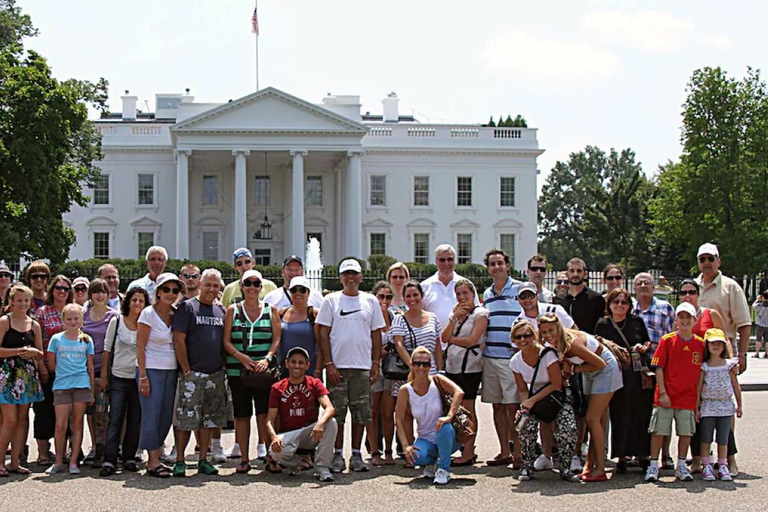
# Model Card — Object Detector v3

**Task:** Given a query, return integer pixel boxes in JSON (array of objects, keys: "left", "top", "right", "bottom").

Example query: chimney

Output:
[
  {"left": 382, "top": 92, "right": 399, "bottom": 123},
  {"left": 181, "top": 87, "right": 194, "bottom": 103},
  {"left": 121, "top": 90, "right": 138, "bottom": 121}
]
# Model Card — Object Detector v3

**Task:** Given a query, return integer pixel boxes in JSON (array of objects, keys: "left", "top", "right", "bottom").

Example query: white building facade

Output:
[{"left": 65, "top": 88, "right": 542, "bottom": 269}]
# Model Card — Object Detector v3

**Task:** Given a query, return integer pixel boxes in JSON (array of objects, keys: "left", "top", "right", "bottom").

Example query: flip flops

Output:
[{"left": 236, "top": 462, "right": 252, "bottom": 474}]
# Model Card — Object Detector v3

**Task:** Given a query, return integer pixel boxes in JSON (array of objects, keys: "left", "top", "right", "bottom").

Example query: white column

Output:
[
  {"left": 347, "top": 151, "right": 363, "bottom": 258},
  {"left": 290, "top": 150, "right": 307, "bottom": 257},
  {"left": 335, "top": 167, "right": 343, "bottom": 260},
  {"left": 175, "top": 149, "right": 191, "bottom": 259},
  {"left": 232, "top": 150, "right": 250, "bottom": 250}
]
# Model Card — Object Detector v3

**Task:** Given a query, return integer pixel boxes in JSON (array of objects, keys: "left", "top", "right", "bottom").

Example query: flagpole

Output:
[{"left": 253, "top": 0, "right": 260, "bottom": 90}]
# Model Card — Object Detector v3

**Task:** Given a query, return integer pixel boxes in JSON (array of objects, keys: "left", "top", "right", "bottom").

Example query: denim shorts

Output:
[{"left": 582, "top": 348, "right": 623, "bottom": 395}]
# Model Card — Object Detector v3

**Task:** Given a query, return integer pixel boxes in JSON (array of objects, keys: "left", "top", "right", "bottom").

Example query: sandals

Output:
[
  {"left": 298, "top": 459, "right": 314, "bottom": 471},
  {"left": 146, "top": 464, "right": 171, "bottom": 478},
  {"left": 371, "top": 455, "right": 385, "bottom": 467},
  {"left": 36, "top": 457, "right": 52, "bottom": 467},
  {"left": 236, "top": 462, "right": 252, "bottom": 474},
  {"left": 265, "top": 458, "right": 283, "bottom": 474},
  {"left": 486, "top": 455, "right": 514, "bottom": 467},
  {"left": 384, "top": 451, "right": 396, "bottom": 466},
  {"left": 0, "top": 468, "right": 8, "bottom": 477},
  {"left": 451, "top": 455, "right": 478, "bottom": 467}
]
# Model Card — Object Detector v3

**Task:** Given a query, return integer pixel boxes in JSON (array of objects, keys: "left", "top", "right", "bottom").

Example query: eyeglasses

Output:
[
  {"left": 512, "top": 333, "right": 534, "bottom": 341},
  {"left": 518, "top": 293, "right": 536, "bottom": 300},
  {"left": 290, "top": 286, "right": 309, "bottom": 294},
  {"left": 605, "top": 276, "right": 622, "bottom": 281},
  {"left": 556, "top": 279, "right": 569, "bottom": 285},
  {"left": 611, "top": 300, "right": 630, "bottom": 305},
  {"left": 528, "top": 266, "right": 546, "bottom": 272},
  {"left": 29, "top": 274, "right": 48, "bottom": 281},
  {"left": 437, "top": 257, "right": 454, "bottom": 263},
  {"left": 74, "top": 286, "right": 87, "bottom": 292},
  {"left": 242, "top": 279, "right": 262, "bottom": 288},
  {"left": 679, "top": 290, "right": 699, "bottom": 296},
  {"left": 235, "top": 259, "right": 252, "bottom": 267},
  {"left": 160, "top": 286, "right": 180, "bottom": 294},
  {"left": 54, "top": 285, "right": 71, "bottom": 293},
  {"left": 699, "top": 256, "right": 716, "bottom": 263},
  {"left": 181, "top": 273, "right": 200, "bottom": 279},
  {"left": 412, "top": 360, "right": 431, "bottom": 368},
  {"left": 377, "top": 293, "right": 394, "bottom": 300}
]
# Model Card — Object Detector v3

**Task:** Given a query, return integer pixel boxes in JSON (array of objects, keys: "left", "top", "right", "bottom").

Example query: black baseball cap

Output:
[{"left": 283, "top": 255, "right": 304, "bottom": 267}]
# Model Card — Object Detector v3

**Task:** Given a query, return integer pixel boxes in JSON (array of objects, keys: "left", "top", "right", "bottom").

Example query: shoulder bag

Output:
[
  {"left": 433, "top": 375, "right": 477, "bottom": 444},
  {"left": 528, "top": 347, "right": 566, "bottom": 423},
  {"left": 239, "top": 303, "right": 281, "bottom": 390},
  {"left": 596, "top": 329, "right": 631, "bottom": 371},
  {"left": 444, "top": 307, "right": 482, "bottom": 374},
  {"left": 382, "top": 315, "right": 416, "bottom": 380}
]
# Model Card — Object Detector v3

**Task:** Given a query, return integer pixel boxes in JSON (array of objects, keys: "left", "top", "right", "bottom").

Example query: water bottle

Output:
[
  {"left": 96, "top": 389, "right": 107, "bottom": 415},
  {"left": 632, "top": 351, "right": 642, "bottom": 372}
]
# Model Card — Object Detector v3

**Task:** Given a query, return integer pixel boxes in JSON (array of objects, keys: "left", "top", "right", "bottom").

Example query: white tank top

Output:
[
  {"left": 406, "top": 380, "right": 443, "bottom": 444},
  {"left": 566, "top": 334, "right": 600, "bottom": 364}
]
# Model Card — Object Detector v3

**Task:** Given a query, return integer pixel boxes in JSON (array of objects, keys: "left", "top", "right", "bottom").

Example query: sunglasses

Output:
[
  {"left": 699, "top": 256, "right": 716, "bottom": 263},
  {"left": 181, "top": 273, "right": 200, "bottom": 279},
  {"left": 556, "top": 279, "right": 569, "bottom": 285},
  {"left": 30, "top": 273, "right": 48, "bottom": 281},
  {"left": 242, "top": 279, "right": 262, "bottom": 288},
  {"left": 518, "top": 293, "right": 536, "bottom": 300},
  {"left": 74, "top": 286, "right": 87, "bottom": 292},
  {"left": 679, "top": 290, "right": 699, "bottom": 296},
  {"left": 390, "top": 275, "right": 406, "bottom": 280},
  {"left": 160, "top": 286, "right": 180, "bottom": 294},
  {"left": 512, "top": 333, "right": 534, "bottom": 341},
  {"left": 0, "top": 273, "right": 11, "bottom": 278},
  {"left": 437, "top": 257, "right": 454, "bottom": 263},
  {"left": 412, "top": 360, "right": 431, "bottom": 368},
  {"left": 377, "top": 293, "right": 394, "bottom": 300},
  {"left": 54, "top": 285, "right": 71, "bottom": 293},
  {"left": 235, "top": 259, "right": 252, "bottom": 267},
  {"left": 528, "top": 266, "right": 546, "bottom": 272},
  {"left": 605, "top": 276, "right": 623, "bottom": 281},
  {"left": 611, "top": 299, "right": 630, "bottom": 305},
  {"left": 290, "top": 286, "right": 309, "bottom": 294}
]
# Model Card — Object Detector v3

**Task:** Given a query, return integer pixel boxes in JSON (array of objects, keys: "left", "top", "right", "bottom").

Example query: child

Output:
[
  {"left": 644, "top": 302, "right": 704, "bottom": 483},
  {"left": 45, "top": 303, "right": 95, "bottom": 475},
  {"left": 697, "top": 328, "right": 742, "bottom": 481}
]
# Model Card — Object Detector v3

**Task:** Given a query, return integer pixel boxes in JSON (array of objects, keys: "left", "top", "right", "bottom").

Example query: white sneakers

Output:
[
  {"left": 211, "top": 443, "right": 227, "bottom": 463},
  {"left": 534, "top": 454, "right": 554, "bottom": 471},
  {"left": 570, "top": 456, "right": 583, "bottom": 473},
  {"left": 644, "top": 465, "right": 659, "bottom": 482},
  {"left": 223, "top": 443, "right": 242, "bottom": 459},
  {"left": 675, "top": 466, "right": 693, "bottom": 482},
  {"left": 422, "top": 463, "right": 436, "bottom": 479},
  {"left": 257, "top": 443, "right": 267, "bottom": 460},
  {"left": 433, "top": 468, "right": 450, "bottom": 485},
  {"left": 163, "top": 446, "right": 178, "bottom": 464}
]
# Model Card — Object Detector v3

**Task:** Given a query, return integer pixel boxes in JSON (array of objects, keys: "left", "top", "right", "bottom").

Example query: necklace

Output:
[{"left": 614, "top": 317, "right": 628, "bottom": 329}]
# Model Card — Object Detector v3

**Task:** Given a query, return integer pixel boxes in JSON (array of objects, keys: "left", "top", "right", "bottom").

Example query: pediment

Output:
[
  {"left": 364, "top": 217, "right": 394, "bottom": 228},
  {"left": 196, "top": 216, "right": 225, "bottom": 227},
  {"left": 407, "top": 217, "right": 437, "bottom": 228},
  {"left": 85, "top": 216, "right": 116, "bottom": 227},
  {"left": 172, "top": 87, "right": 368, "bottom": 135},
  {"left": 130, "top": 216, "right": 162, "bottom": 227},
  {"left": 493, "top": 218, "right": 523, "bottom": 229},
  {"left": 451, "top": 219, "right": 481, "bottom": 229},
  {"left": 305, "top": 217, "right": 330, "bottom": 227}
]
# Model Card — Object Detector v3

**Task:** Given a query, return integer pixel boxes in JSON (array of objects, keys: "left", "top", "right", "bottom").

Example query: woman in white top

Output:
[
  {"left": 510, "top": 321, "right": 578, "bottom": 482},
  {"left": 396, "top": 346, "right": 463, "bottom": 485},
  {"left": 99, "top": 287, "right": 149, "bottom": 476},
  {"left": 136, "top": 273, "right": 185, "bottom": 478}
]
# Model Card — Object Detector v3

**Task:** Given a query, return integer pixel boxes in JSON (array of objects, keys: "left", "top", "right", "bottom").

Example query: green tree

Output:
[
  {"left": 0, "top": 0, "right": 108, "bottom": 264},
  {"left": 513, "top": 115, "right": 528, "bottom": 127},
  {"left": 504, "top": 114, "right": 513, "bottom": 126},
  {"left": 487, "top": 116, "right": 496, "bottom": 127}
]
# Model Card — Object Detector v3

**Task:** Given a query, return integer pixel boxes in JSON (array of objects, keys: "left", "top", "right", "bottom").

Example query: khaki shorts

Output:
[
  {"left": 481, "top": 357, "right": 520, "bottom": 404},
  {"left": 329, "top": 369, "right": 372, "bottom": 426},
  {"left": 648, "top": 406, "right": 696, "bottom": 437},
  {"left": 175, "top": 369, "right": 230, "bottom": 430},
  {"left": 53, "top": 388, "right": 94, "bottom": 406}
]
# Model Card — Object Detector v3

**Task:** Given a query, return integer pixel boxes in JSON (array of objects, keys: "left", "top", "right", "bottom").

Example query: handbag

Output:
[
  {"left": 528, "top": 347, "right": 566, "bottom": 423},
  {"left": 433, "top": 376, "right": 477, "bottom": 444},
  {"left": 596, "top": 330, "right": 631, "bottom": 371},
  {"left": 382, "top": 316, "right": 416, "bottom": 380},
  {"left": 238, "top": 303, "right": 281, "bottom": 390},
  {"left": 568, "top": 374, "right": 587, "bottom": 417}
]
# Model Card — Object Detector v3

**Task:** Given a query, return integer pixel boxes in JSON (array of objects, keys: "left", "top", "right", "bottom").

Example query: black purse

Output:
[
  {"left": 238, "top": 303, "right": 281, "bottom": 390},
  {"left": 382, "top": 316, "right": 416, "bottom": 380},
  {"left": 528, "top": 347, "right": 566, "bottom": 423}
]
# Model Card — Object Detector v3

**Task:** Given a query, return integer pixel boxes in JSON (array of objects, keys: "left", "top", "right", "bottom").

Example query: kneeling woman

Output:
[
  {"left": 396, "top": 347, "right": 463, "bottom": 485},
  {"left": 511, "top": 321, "right": 578, "bottom": 482}
]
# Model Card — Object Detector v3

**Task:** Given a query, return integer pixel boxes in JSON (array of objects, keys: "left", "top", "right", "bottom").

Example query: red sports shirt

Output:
[
  {"left": 651, "top": 331, "right": 705, "bottom": 410},
  {"left": 269, "top": 376, "right": 329, "bottom": 433}
]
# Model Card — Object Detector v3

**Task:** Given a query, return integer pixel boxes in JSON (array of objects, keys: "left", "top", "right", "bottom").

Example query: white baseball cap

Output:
[
  {"left": 339, "top": 259, "right": 362, "bottom": 274},
  {"left": 240, "top": 269, "right": 263, "bottom": 286},
  {"left": 675, "top": 302, "right": 697, "bottom": 317},
  {"left": 288, "top": 276, "right": 310, "bottom": 290},
  {"left": 697, "top": 243, "right": 719, "bottom": 258}
]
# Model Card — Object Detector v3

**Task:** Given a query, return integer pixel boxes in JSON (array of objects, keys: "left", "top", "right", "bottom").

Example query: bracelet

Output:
[
  {"left": 324, "top": 361, "right": 334, "bottom": 368},
  {"left": 371, "top": 361, "right": 380, "bottom": 366},
  {"left": 139, "top": 376, "right": 148, "bottom": 381}
]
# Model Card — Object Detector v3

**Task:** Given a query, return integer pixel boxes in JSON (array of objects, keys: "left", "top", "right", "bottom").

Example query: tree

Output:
[
  {"left": 487, "top": 116, "right": 495, "bottom": 127},
  {"left": 0, "top": 0, "right": 108, "bottom": 264}
]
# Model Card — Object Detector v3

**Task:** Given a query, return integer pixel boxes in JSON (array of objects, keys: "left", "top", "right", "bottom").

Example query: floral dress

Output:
[{"left": 0, "top": 327, "right": 44, "bottom": 405}]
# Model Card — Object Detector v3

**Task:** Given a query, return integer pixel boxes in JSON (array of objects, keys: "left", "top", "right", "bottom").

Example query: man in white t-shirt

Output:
[
  {"left": 263, "top": 255, "right": 323, "bottom": 310},
  {"left": 515, "top": 282, "right": 574, "bottom": 331},
  {"left": 317, "top": 259, "right": 385, "bottom": 474}
]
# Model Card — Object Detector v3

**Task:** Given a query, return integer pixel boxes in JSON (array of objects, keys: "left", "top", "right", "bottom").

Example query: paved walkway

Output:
[{"left": 736, "top": 353, "right": 768, "bottom": 390}]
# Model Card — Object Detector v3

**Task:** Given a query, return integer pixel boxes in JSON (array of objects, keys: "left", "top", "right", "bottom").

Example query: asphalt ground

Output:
[{"left": 2, "top": 391, "right": 766, "bottom": 511}]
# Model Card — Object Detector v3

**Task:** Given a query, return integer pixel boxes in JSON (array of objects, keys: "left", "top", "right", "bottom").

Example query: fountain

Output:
[{"left": 305, "top": 237, "right": 324, "bottom": 292}]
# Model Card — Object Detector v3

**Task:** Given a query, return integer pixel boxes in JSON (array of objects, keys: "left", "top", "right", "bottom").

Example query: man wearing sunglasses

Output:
[
  {"left": 632, "top": 272, "right": 675, "bottom": 352},
  {"left": 221, "top": 248, "right": 277, "bottom": 308},
  {"left": 180, "top": 263, "right": 202, "bottom": 301},
  {"left": 263, "top": 255, "right": 323, "bottom": 310},
  {"left": 526, "top": 255, "right": 554, "bottom": 303},
  {"left": 128, "top": 246, "right": 169, "bottom": 303},
  {"left": 515, "top": 282, "right": 574, "bottom": 330}
]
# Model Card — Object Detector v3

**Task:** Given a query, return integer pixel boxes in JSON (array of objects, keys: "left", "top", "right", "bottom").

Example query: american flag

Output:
[{"left": 251, "top": 6, "right": 259, "bottom": 35}]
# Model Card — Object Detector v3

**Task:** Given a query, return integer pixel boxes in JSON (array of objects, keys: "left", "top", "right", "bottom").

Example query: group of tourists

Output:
[{"left": 0, "top": 240, "right": 750, "bottom": 485}]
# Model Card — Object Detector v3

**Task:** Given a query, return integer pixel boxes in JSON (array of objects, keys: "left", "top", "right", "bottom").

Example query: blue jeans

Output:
[
  {"left": 411, "top": 423, "right": 461, "bottom": 471},
  {"left": 103, "top": 376, "right": 141, "bottom": 467},
  {"left": 137, "top": 368, "right": 177, "bottom": 451}
]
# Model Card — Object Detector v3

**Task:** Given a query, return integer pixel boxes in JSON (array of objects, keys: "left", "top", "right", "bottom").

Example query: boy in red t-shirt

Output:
[
  {"left": 266, "top": 347, "right": 337, "bottom": 482},
  {"left": 644, "top": 302, "right": 704, "bottom": 482}
]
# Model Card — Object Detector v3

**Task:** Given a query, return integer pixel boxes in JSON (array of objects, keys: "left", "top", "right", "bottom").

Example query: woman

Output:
[
  {"left": 595, "top": 288, "right": 653, "bottom": 473},
  {"left": 25, "top": 260, "right": 50, "bottom": 316},
  {"left": 72, "top": 277, "right": 90, "bottom": 308},
  {"left": 392, "top": 281, "right": 443, "bottom": 386},
  {"left": 602, "top": 264, "right": 625, "bottom": 295},
  {"left": 33, "top": 275, "right": 73, "bottom": 466},
  {"left": 386, "top": 262, "right": 410, "bottom": 312},
  {"left": 539, "top": 313, "right": 622, "bottom": 481},
  {"left": 222, "top": 269, "right": 281, "bottom": 474},
  {"left": 99, "top": 287, "right": 150, "bottom": 476},
  {"left": 396, "top": 346, "right": 464, "bottom": 485},
  {"left": 0, "top": 285, "right": 44, "bottom": 476},
  {"left": 81, "top": 278, "right": 119, "bottom": 466},
  {"left": 136, "top": 273, "right": 185, "bottom": 478},
  {"left": 555, "top": 272, "right": 569, "bottom": 297},
  {"left": 369, "top": 281, "right": 396, "bottom": 466},
  {"left": 441, "top": 279, "right": 487, "bottom": 466},
  {"left": 510, "top": 321, "right": 578, "bottom": 482}
]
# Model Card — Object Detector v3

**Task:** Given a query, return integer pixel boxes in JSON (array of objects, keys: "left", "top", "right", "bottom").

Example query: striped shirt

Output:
[
  {"left": 390, "top": 312, "right": 442, "bottom": 374},
  {"left": 226, "top": 303, "right": 272, "bottom": 377},
  {"left": 482, "top": 277, "right": 522, "bottom": 359}
]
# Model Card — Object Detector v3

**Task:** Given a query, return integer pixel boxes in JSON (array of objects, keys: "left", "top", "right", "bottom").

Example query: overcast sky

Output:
[{"left": 18, "top": 0, "right": 768, "bottom": 192}]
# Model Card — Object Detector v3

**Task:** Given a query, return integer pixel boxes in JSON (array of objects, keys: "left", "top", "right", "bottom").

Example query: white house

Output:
[{"left": 64, "top": 87, "right": 543, "bottom": 269}]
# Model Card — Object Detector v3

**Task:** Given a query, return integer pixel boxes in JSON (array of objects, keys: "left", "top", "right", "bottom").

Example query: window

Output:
[
  {"left": 307, "top": 232, "right": 323, "bottom": 248},
  {"left": 457, "top": 234, "right": 472, "bottom": 264},
  {"left": 92, "top": 175, "right": 110, "bottom": 205},
  {"left": 94, "top": 232, "right": 110, "bottom": 259},
  {"left": 370, "top": 175, "right": 386, "bottom": 206},
  {"left": 138, "top": 232, "right": 154, "bottom": 258},
  {"left": 370, "top": 233, "right": 386, "bottom": 255},
  {"left": 500, "top": 234, "right": 516, "bottom": 268},
  {"left": 156, "top": 97, "right": 181, "bottom": 110},
  {"left": 254, "top": 176, "right": 271, "bottom": 206},
  {"left": 138, "top": 174, "right": 154, "bottom": 205},
  {"left": 413, "top": 176, "right": 430, "bottom": 206},
  {"left": 253, "top": 248, "right": 271, "bottom": 266},
  {"left": 457, "top": 177, "right": 473, "bottom": 207},
  {"left": 202, "top": 175, "right": 218, "bottom": 205},
  {"left": 305, "top": 176, "right": 323, "bottom": 206},
  {"left": 414, "top": 233, "right": 429, "bottom": 264},
  {"left": 202, "top": 232, "right": 218, "bottom": 260},
  {"left": 500, "top": 177, "right": 516, "bottom": 207}
]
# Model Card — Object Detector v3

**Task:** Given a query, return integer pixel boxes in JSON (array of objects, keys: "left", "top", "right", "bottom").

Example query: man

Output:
[
  {"left": 171, "top": 269, "right": 229, "bottom": 477},
  {"left": 554, "top": 258, "right": 605, "bottom": 334},
  {"left": 0, "top": 264, "right": 12, "bottom": 309},
  {"left": 221, "top": 248, "right": 277, "bottom": 307},
  {"left": 97, "top": 263, "right": 123, "bottom": 310},
  {"left": 263, "top": 255, "right": 323, "bottom": 309},
  {"left": 481, "top": 249, "right": 522, "bottom": 467},
  {"left": 526, "top": 254, "right": 554, "bottom": 303},
  {"left": 317, "top": 259, "right": 384, "bottom": 473},
  {"left": 180, "top": 263, "right": 202, "bottom": 301},
  {"left": 515, "top": 282, "right": 574, "bottom": 329},
  {"left": 266, "top": 346, "right": 338, "bottom": 482},
  {"left": 633, "top": 272, "right": 675, "bottom": 352},
  {"left": 128, "top": 246, "right": 168, "bottom": 301}
]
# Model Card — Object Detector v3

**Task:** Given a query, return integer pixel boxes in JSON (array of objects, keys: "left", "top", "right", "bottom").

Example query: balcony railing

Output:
[{"left": 362, "top": 124, "right": 538, "bottom": 149}]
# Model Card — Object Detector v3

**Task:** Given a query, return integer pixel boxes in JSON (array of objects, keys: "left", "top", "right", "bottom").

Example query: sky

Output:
[{"left": 18, "top": 0, "right": 768, "bottom": 193}]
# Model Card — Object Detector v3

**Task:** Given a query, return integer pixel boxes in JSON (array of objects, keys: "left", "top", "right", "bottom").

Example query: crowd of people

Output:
[{"left": 0, "top": 241, "right": 751, "bottom": 485}]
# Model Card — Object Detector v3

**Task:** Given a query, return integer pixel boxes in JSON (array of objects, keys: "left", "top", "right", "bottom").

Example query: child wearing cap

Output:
[
  {"left": 644, "top": 302, "right": 704, "bottom": 483},
  {"left": 696, "top": 328, "right": 742, "bottom": 481}
]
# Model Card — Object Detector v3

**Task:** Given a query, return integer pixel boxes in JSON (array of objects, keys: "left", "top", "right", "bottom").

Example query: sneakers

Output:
[
  {"left": 135, "top": 449, "right": 144, "bottom": 462},
  {"left": 46, "top": 464, "right": 66, "bottom": 475},
  {"left": 211, "top": 444, "right": 227, "bottom": 464},
  {"left": 701, "top": 464, "right": 716, "bottom": 481},
  {"left": 164, "top": 447, "right": 178, "bottom": 464},
  {"left": 644, "top": 465, "right": 659, "bottom": 482},
  {"left": 68, "top": 464, "right": 81, "bottom": 475},
  {"left": 560, "top": 470, "right": 580, "bottom": 482},
  {"left": 172, "top": 461, "right": 186, "bottom": 477},
  {"left": 675, "top": 466, "right": 693, "bottom": 482},
  {"left": 718, "top": 464, "right": 733, "bottom": 481},
  {"left": 197, "top": 459, "right": 219, "bottom": 476},
  {"left": 661, "top": 456, "right": 674, "bottom": 469},
  {"left": 423, "top": 463, "right": 437, "bottom": 479},
  {"left": 433, "top": 468, "right": 450, "bottom": 485},
  {"left": 83, "top": 447, "right": 96, "bottom": 463},
  {"left": 331, "top": 452, "right": 346, "bottom": 473},
  {"left": 519, "top": 468, "right": 532, "bottom": 481},
  {"left": 257, "top": 443, "right": 267, "bottom": 460},
  {"left": 349, "top": 452, "right": 369, "bottom": 472},
  {"left": 570, "top": 456, "right": 583, "bottom": 473},
  {"left": 223, "top": 444, "right": 242, "bottom": 459},
  {"left": 315, "top": 466, "right": 334, "bottom": 482},
  {"left": 534, "top": 454, "right": 554, "bottom": 471}
]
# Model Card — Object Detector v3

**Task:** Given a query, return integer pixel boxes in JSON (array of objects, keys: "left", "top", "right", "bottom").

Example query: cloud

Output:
[
  {"left": 482, "top": 32, "right": 619, "bottom": 87},
  {"left": 582, "top": 9, "right": 695, "bottom": 54},
  {"left": 700, "top": 33, "right": 734, "bottom": 50}
]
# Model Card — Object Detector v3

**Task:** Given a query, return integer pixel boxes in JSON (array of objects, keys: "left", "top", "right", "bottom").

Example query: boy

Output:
[
  {"left": 645, "top": 302, "right": 704, "bottom": 482},
  {"left": 752, "top": 291, "right": 768, "bottom": 358}
]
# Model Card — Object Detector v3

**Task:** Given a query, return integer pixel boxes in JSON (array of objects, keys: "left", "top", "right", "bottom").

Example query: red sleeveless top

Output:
[{"left": 693, "top": 308, "right": 714, "bottom": 338}]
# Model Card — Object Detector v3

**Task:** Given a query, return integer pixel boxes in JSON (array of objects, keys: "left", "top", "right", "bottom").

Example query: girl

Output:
[
  {"left": 0, "top": 285, "right": 45, "bottom": 476},
  {"left": 697, "top": 328, "right": 742, "bottom": 482},
  {"left": 45, "top": 303, "right": 95, "bottom": 475}
]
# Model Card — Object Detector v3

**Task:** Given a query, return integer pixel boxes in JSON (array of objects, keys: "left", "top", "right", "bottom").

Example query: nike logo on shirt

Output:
[{"left": 340, "top": 309, "right": 362, "bottom": 316}]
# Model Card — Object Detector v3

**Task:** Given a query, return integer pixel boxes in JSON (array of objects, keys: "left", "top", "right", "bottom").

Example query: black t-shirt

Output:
[
  {"left": 172, "top": 297, "right": 226, "bottom": 374},
  {"left": 553, "top": 287, "right": 605, "bottom": 334}
]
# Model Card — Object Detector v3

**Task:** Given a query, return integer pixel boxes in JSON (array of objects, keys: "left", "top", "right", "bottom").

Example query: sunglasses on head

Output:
[
  {"left": 290, "top": 286, "right": 309, "bottom": 294},
  {"left": 181, "top": 273, "right": 200, "bottom": 279},
  {"left": 54, "top": 285, "right": 71, "bottom": 293},
  {"left": 679, "top": 289, "right": 699, "bottom": 296},
  {"left": 512, "top": 332, "right": 534, "bottom": 341},
  {"left": 235, "top": 259, "right": 252, "bottom": 267},
  {"left": 30, "top": 273, "right": 48, "bottom": 281},
  {"left": 242, "top": 279, "right": 262, "bottom": 288},
  {"left": 377, "top": 293, "right": 394, "bottom": 300},
  {"left": 412, "top": 360, "right": 431, "bottom": 368},
  {"left": 556, "top": 279, "right": 569, "bottom": 285},
  {"left": 160, "top": 286, "right": 180, "bottom": 294},
  {"left": 605, "top": 275, "right": 622, "bottom": 281},
  {"left": 528, "top": 266, "right": 546, "bottom": 272},
  {"left": 699, "top": 256, "right": 716, "bottom": 263},
  {"left": 74, "top": 286, "right": 87, "bottom": 292}
]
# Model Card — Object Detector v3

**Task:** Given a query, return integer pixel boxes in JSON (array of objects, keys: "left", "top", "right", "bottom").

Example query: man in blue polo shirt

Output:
[{"left": 481, "top": 249, "right": 522, "bottom": 467}]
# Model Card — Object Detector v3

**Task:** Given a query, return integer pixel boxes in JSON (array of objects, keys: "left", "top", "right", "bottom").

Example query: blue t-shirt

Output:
[{"left": 48, "top": 332, "right": 94, "bottom": 391}]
